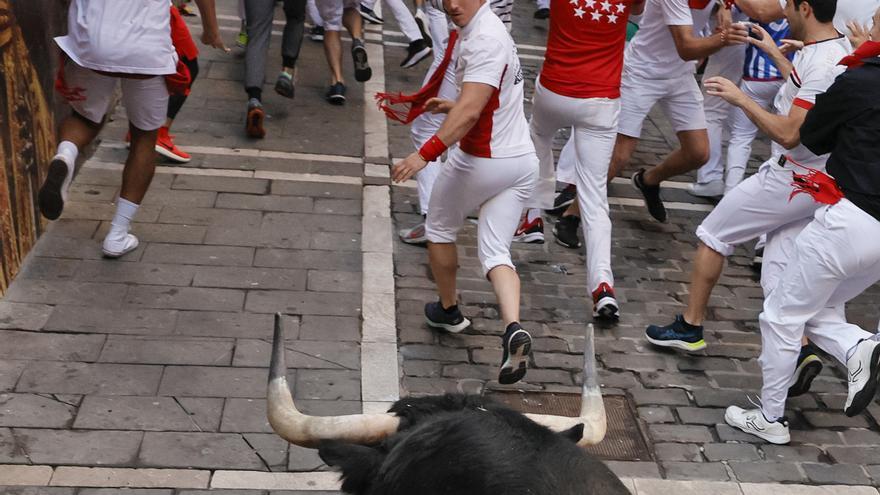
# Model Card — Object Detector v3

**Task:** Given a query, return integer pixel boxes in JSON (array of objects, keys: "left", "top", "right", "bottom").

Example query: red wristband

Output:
[{"left": 418, "top": 135, "right": 448, "bottom": 162}]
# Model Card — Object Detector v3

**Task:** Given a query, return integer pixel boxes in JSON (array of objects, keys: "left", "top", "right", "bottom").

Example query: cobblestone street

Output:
[{"left": 0, "top": 0, "right": 879, "bottom": 493}]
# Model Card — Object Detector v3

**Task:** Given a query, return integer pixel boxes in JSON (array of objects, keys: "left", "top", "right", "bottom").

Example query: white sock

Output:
[
  {"left": 526, "top": 208, "right": 542, "bottom": 223},
  {"left": 56, "top": 140, "right": 78, "bottom": 173},
  {"left": 109, "top": 198, "right": 139, "bottom": 238}
]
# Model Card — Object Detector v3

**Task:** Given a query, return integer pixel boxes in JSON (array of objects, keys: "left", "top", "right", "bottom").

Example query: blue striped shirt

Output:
[{"left": 743, "top": 19, "right": 792, "bottom": 80}]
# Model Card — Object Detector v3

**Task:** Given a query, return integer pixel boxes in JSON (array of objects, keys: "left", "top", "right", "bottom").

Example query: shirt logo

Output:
[{"left": 570, "top": 0, "right": 627, "bottom": 23}]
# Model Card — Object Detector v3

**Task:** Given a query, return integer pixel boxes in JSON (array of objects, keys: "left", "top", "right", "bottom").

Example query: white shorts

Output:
[
  {"left": 618, "top": 68, "right": 706, "bottom": 138},
  {"left": 425, "top": 149, "right": 538, "bottom": 276},
  {"left": 63, "top": 60, "right": 168, "bottom": 131},
  {"left": 317, "top": 0, "right": 359, "bottom": 31}
]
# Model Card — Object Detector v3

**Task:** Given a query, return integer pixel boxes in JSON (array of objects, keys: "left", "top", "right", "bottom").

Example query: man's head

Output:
[
  {"left": 785, "top": 0, "right": 837, "bottom": 40},
  {"left": 442, "top": 0, "right": 485, "bottom": 27}
]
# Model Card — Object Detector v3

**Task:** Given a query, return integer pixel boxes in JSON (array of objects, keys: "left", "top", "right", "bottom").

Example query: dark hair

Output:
[{"left": 793, "top": 0, "right": 837, "bottom": 23}]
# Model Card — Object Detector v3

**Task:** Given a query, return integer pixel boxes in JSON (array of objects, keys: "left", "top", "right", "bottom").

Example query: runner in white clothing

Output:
[{"left": 391, "top": 0, "right": 538, "bottom": 385}]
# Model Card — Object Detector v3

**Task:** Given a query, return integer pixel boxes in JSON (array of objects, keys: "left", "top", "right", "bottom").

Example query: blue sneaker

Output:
[
  {"left": 425, "top": 301, "right": 470, "bottom": 333},
  {"left": 645, "top": 315, "right": 706, "bottom": 352},
  {"left": 788, "top": 343, "right": 823, "bottom": 397}
]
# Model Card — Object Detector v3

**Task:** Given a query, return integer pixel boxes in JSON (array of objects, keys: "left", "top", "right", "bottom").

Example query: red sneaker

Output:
[
  {"left": 155, "top": 126, "right": 191, "bottom": 163},
  {"left": 512, "top": 215, "right": 545, "bottom": 243},
  {"left": 592, "top": 282, "right": 619, "bottom": 321}
]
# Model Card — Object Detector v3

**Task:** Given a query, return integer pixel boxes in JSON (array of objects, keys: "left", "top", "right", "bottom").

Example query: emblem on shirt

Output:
[
  {"left": 570, "top": 0, "right": 627, "bottom": 23},
  {"left": 512, "top": 47, "right": 524, "bottom": 84}
]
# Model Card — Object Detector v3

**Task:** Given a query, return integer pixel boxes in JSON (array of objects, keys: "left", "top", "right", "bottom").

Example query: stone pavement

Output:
[{"left": 0, "top": 0, "right": 878, "bottom": 493}]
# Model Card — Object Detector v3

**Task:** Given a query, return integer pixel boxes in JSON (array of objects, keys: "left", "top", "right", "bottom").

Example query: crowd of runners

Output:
[{"left": 34, "top": 0, "right": 880, "bottom": 446}]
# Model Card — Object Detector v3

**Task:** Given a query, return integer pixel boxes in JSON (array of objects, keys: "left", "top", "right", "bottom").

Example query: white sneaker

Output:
[
  {"left": 102, "top": 233, "right": 139, "bottom": 258},
  {"left": 844, "top": 338, "right": 880, "bottom": 417},
  {"left": 724, "top": 405, "right": 790, "bottom": 444},
  {"left": 399, "top": 222, "right": 427, "bottom": 245},
  {"left": 687, "top": 179, "right": 724, "bottom": 198}
]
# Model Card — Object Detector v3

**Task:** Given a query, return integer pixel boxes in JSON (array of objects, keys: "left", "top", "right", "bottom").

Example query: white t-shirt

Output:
[
  {"left": 624, "top": 0, "right": 716, "bottom": 79},
  {"left": 770, "top": 35, "right": 851, "bottom": 170},
  {"left": 452, "top": 2, "right": 534, "bottom": 159},
  {"left": 55, "top": 0, "right": 177, "bottom": 75}
]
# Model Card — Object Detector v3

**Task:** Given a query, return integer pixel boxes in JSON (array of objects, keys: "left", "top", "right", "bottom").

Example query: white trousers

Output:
[
  {"left": 425, "top": 149, "right": 538, "bottom": 276},
  {"left": 696, "top": 44, "right": 746, "bottom": 184},
  {"left": 528, "top": 78, "right": 618, "bottom": 290},
  {"left": 409, "top": 5, "right": 456, "bottom": 214},
  {"left": 360, "top": 0, "right": 422, "bottom": 41},
  {"left": 556, "top": 134, "right": 577, "bottom": 185},
  {"left": 308, "top": 0, "right": 323, "bottom": 26},
  {"left": 725, "top": 78, "right": 783, "bottom": 192},
  {"left": 759, "top": 199, "right": 879, "bottom": 420}
]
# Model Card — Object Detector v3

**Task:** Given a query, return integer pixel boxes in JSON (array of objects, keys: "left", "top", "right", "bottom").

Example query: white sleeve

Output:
[
  {"left": 660, "top": 0, "right": 694, "bottom": 26},
  {"left": 460, "top": 35, "right": 508, "bottom": 88}
]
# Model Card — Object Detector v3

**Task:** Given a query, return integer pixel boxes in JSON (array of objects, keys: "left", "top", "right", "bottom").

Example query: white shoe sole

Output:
[
  {"left": 724, "top": 410, "right": 790, "bottom": 444},
  {"left": 401, "top": 46, "right": 432, "bottom": 68},
  {"left": 425, "top": 316, "right": 471, "bottom": 333},
  {"left": 512, "top": 232, "right": 545, "bottom": 243},
  {"left": 155, "top": 144, "right": 191, "bottom": 163},
  {"left": 645, "top": 335, "right": 707, "bottom": 352},
  {"left": 102, "top": 236, "right": 139, "bottom": 259},
  {"left": 593, "top": 297, "right": 620, "bottom": 319},
  {"left": 499, "top": 329, "right": 532, "bottom": 385}
]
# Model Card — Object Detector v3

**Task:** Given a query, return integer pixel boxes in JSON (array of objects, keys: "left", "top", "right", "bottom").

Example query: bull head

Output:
[{"left": 267, "top": 313, "right": 607, "bottom": 448}]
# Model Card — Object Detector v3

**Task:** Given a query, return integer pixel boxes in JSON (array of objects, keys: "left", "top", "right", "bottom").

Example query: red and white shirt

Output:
[
  {"left": 540, "top": 0, "right": 636, "bottom": 98},
  {"left": 624, "top": 0, "right": 715, "bottom": 80},
  {"left": 770, "top": 35, "right": 851, "bottom": 170},
  {"left": 453, "top": 2, "right": 534, "bottom": 159},
  {"left": 55, "top": 0, "right": 177, "bottom": 75}
]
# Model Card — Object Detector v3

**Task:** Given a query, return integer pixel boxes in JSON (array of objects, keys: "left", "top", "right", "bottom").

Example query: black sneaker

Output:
[
  {"left": 274, "top": 71, "right": 294, "bottom": 99},
  {"left": 553, "top": 215, "right": 581, "bottom": 249},
  {"left": 645, "top": 315, "right": 706, "bottom": 352},
  {"left": 549, "top": 184, "right": 576, "bottom": 214},
  {"left": 351, "top": 39, "right": 372, "bottom": 82},
  {"left": 425, "top": 300, "right": 471, "bottom": 333},
  {"left": 359, "top": 4, "right": 384, "bottom": 23},
  {"left": 631, "top": 169, "right": 667, "bottom": 223},
  {"left": 414, "top": 10, "right": 432, "bottom": 47},
  {"left": 38, "top": 156, "right": 73, "bottom": 220},
  {"left": 788, "top": 344, "right": 823, "bottom": 397},
  {"left": 499, "top": 322, "right": 532, "bottom": 385},
  {"left": 752, "top": 247, "right": 764, "bottom": 271},
  {"left": 325, "top": 82, "right": 347, "bottom": 105},
  {"left": 309, "top": 25, "right": 325, "bottom": 42},
  {"left": 401, "top": 39, "right": 432, "bottom": 68},
  {"left": 533, "top": 7, "right": 550, "bottom": 18}
]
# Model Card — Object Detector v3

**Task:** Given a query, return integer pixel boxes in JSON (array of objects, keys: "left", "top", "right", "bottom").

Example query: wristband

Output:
[{"left": 418, "top": 135, "right": 448, "bottom": 162}]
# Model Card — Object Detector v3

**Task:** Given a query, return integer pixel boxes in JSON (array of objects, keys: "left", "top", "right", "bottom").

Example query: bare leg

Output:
[
  {"left": 121, "top": 124, "right": 159, "bottom": 204},
  {"left": 608, "top": 133, "right": 639, "bottom": 182},
  {"left": 428, "top": 242, "right": 458, "bottom": 308},
  {"left": 342, "top": 6, "right": 363, "bottom": 39},
  {"left": 59, "top": 112, "right": 103, "bottom": 149},
  {"left": 682, "top": 242, "right": 725, "bottom": 326},
  {"left": 562, "top": 197, "right": 581, "bottom": 218},
  {"left": 323, "top": 30, "right": 344, "bottom": 84},
  {"left": 643, "top": 129, "right": 710, "bottom": 187},
  {"left": 488, "top": 265, "right": 520, "bottom": 327}
]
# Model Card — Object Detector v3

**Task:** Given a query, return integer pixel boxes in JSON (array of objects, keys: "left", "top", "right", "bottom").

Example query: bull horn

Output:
[
  {"left": 525, "top": 323, "right": 607, "bottom": 446},
  {"left": 267, "top": 313, "right": 401, "bottom": 448}
]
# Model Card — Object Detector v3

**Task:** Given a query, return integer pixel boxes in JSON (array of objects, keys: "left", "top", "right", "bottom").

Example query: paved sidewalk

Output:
[{"left": 0, "top": 0, "right": 878, "bottom": 493}]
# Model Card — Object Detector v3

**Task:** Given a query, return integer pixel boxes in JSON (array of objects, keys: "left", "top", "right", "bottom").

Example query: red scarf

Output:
[
  {"left": 786, "top": 156, "right": 845, "bottom": 205},
  {"left": 838, "top": 40, "right": 880, "bottom": 69},
  {"left": 374, "top": 30, "right": 459, "bottom": 124}
]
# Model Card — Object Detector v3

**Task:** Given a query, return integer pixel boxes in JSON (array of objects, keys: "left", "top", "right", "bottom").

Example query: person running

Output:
[
  {"left": 41, "top": 0, "right": 223, "bottom": 257},
  {"left": 724, "top": 18, "right": 880, "bottom": 443},
  {"left": 359, "top": 0, "right": 434, "bottom": 67},
  {"left": 524, "top": 0, "right": 646, "bottom": 320},
  {"left": 391, "top": 0, "right": 539, "bottom": 384},
  {"left": 608, "top": 0, "right": 749, "bottom": 223},
  {"left": 244, "top": 0, "right": 307, "bottom": 138},
  {"left": 318, "top": 0, "right": 373, "bottom": 104}
]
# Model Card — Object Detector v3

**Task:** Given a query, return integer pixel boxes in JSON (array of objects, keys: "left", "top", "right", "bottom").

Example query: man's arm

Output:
[
  {"left": 668, "top": 22, "right": 749, "bottom": 61},
  {"left": 734, "top": 0, "right": 784, "bottom": 23},
  {"left": 194, "top": 0, "right": 228, "bottom": 50},
  {"left": 747, "top": 23, "right": 793, "bottom": 79}
]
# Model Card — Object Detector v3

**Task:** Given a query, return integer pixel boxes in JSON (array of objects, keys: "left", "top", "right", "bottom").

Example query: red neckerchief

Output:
[
  {"left": 374, "top": 30, "right": 459, "bottom": 124},
  {"left": 838, "top": 40, "right": 880, "bottom": 69},
  {"left": 786, "top": 156, "right": 845, "bottom": 205}
]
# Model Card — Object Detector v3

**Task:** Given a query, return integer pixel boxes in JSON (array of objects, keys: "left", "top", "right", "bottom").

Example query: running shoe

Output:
[
  {"left": 724, "top": 405, "right": 790, "bottom": 444},
  {"left": 359, "top": 4, "right": 384, "bottom": 23},
  {"left": 513, "top": 216, "right": 545, "bottom": 244},
  {"left": 631, "top": 169, "right": 667, "bottom": 223},
  {"left": 499, "top": 322, "right": 532, "bottom": 385},
  {"left": 325, "top": 82, "right": 347, "bottom": 105},
  {"left": 549, "top": 184, "right": 576, "bottom": 214},
  {"left": 424, "top": 300, "right": 471, "bottom": 333},
  {"left": 687, "top": 179, "right": 724, "bottom": 198},
  {"left": 102, "top": 232, "right": 140, "bottom": 259},
  {"left": 787, "top": 343, "right": 823, "bottom": 397},
  {"left": 38, "top": 155, "right": 75, "bottom": 221},
  {"left": 534, "top": 7, "right": 550, "bottom": 18},
  {"left": 844, "top": 337, "right": 880, "bottom": 417},
  {"left": 351, "top": 39, "right": 372, "bottom": 82},
  {"left": 752, "top": 247, "right": 764, "bottom": 271},
  {"left": 401, "top": 39, "right": 432, "bottom": 68},
  {"left": 275, "top": 71, "right": 295, "bottom": 99},
  {"left": 414, "top": 9, "right": 432, "bottom": 47},
  {"left": 309, "top": 25, "right": 325, "bottom": 42},
  {"left": 236, "top": 30, "right": 248, "bottom": 47},
  {"left": 399, "top": 221, "right": 427, "bottom": 245},
  {"left": 245, "top": 98, "right": 266, "bottom": 138},
  {"left": 645, "top": 315, "right": 706, "bottom": 352},
  {"left": 155, "top": 126, "right": 191, "bottom": 163},
  {"left": 553, "top": 215, "right": 581, "bottom": 249},
  {"left": 178, "top": 3, "right": 197, "bottom": 16},
  {"left": 592, "top": 282, "right": 619, "bottom": 321}
]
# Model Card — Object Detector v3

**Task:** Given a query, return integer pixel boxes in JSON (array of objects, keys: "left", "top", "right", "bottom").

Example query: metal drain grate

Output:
[{"left": 485, "top": 391, "right": 653, "bottom": 461}]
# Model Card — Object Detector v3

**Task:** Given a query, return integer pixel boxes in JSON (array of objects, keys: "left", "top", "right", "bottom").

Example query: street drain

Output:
[{"left": 485, "top": 391, "right": 653, "bottom": 461}]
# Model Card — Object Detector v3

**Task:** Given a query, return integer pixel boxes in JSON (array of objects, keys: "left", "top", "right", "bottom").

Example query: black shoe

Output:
[
  {"left": 309, "top": 25, "right": 325, "bottom": 42},
  {"left": 631, "top": 169, "right": 667, "bottom": 223},
  {"left": 645, "top": 315, "right": 707, "bottom": 352},
  {"left": 549, "top": 184, "right": 576, "bottom": 214},
  {"left": 499, "top": 322, "right": 532, "bottom": 385},
  {"left": 38, "top": 157, "right": 72, "bottom": 220},
  {"left": 533, "top": 7, "right": 550, "bottom": 18},
  {"left": 325, "top": 82, "right": 347, "bottom": 105},
  {"left": 788, "top": 344, "right": 823, "bottom": 397},
  {"left": 359, "top": 4, "right": 384, "bottom": 23},
  {"left": 553, "top": 215, "right": 581, "bottom": 249},
  {"left": 401, "top": 39, "right": 432, "bottom": 68},
  {"left": 752, "top": 247, "right": 764, "bottom": 271},
  {"left": 274, "top": 71, "right": 295, "bottom": 99},
  {"left": 425, "top": 300, "right": 471, "bottom": 333},
  {"left": 351, "top": 39, "right": 372, "bottom": 82},
  {"left": 414, "top": 10, "right": 432, "bottom": 47}
]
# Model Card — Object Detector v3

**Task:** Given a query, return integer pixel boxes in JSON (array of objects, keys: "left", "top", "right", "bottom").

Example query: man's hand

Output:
[
  {"left": 779, "top": 38, "right": 804, "bottom": 55},
  {"left": 722, "top": 22, "right": 750, "bottom": 46},
  {"left": 423, "top": 97, "right": 455, "bottom": 114},
  {"left": 392, "top": 152, "right": 429, "bottom": 183},
  {"left": 202, "top": 28, "right": 229, "bottom": 52},
  {"left": 747, "top": 23, "right": 781, "bottom": 56},
  {"left": 704, "top": 76, "right": 748, "bottom": 106},
  {"left": 846, "top": 20, "right": 870, "bottom": 48}
]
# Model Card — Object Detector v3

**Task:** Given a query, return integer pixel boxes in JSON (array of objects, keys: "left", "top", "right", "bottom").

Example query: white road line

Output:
[
  {"left": 610, "top": 176, "right": 693, "bottom": 190},
  {"left": 82, "top": 160, "right": 363, "bottom": 185},
  {"left": 609, "top": 196, "right": 714, "bottom": 212},
  {"left": 211, "top": 471, "right": 341, "bottom": 490},
  {"left": 100, "top": 141, "right": 362, "bottom": 164}
]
